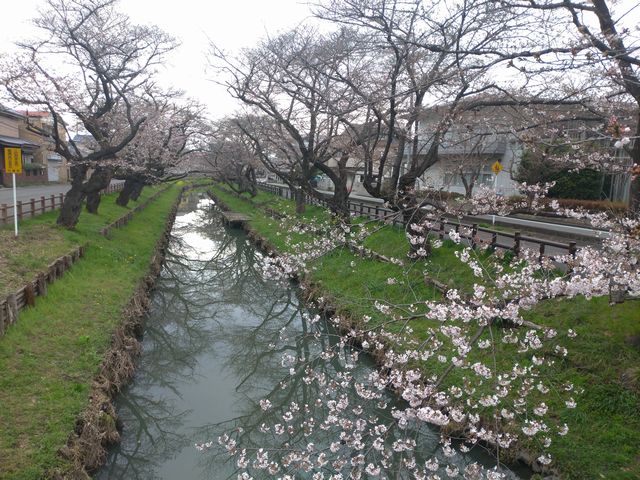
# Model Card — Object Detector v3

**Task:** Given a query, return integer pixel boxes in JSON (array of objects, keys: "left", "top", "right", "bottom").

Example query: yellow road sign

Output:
[
  {"left": 491, "top": 161, "right": 502, "bottom": 175},
  {"left": 4, "top": 147, "right": 22, "bottom": 174}
]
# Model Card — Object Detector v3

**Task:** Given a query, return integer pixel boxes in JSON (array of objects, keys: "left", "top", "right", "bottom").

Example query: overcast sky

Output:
[
  {"left": 2, "top": 0, "right": 639, "bottom": 121},
  {"left": 0, "top": 0, "right": 316, "bottom": 118}
]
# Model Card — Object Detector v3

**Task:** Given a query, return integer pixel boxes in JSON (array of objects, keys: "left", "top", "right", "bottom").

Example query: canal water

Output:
[{"left": 97, "top": 193, "right": 525, "bottom": 479}]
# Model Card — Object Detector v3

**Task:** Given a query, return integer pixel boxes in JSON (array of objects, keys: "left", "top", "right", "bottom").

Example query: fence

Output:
[
  {"left": 0, "top": 245, "right": 86, "bottom": 337},
  {"left": 0, "top": 182, "right": 123, "bottom": 225},
  {"left": 0, "top": 183, "right": 178, "bottom": 338},
  {"left": 257, "top": 182, "right": 577, "bottom": 260}
]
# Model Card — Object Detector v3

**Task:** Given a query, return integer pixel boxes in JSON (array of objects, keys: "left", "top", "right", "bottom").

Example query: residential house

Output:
[
  {"left": 319, "top": 126, "right": 399, "bottom": 197},
  {"left": 406, "top": 102, "right": 625, "bottom": 199},
  {"left": 17, "top": 110, "right": 70, "bottom": 183},
  {"left": 410, "top": 110, "right": 523, "bottom": 197},
  {"left": 0, "top": 107, "right": 42, "bottom": 187},
  {"left": 0, "top": 106, "right": 72, "bottom": 186}
]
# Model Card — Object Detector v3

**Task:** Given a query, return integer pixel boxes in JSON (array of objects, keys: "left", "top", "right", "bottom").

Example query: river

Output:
[{"left": 97, "top": 192, "right": 526, "bottom": 479}]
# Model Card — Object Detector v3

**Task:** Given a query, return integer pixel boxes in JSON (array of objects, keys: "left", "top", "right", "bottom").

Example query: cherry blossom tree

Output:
[
  {"left": 210, "top": 28, "right": 370, "bottom": 217},
  {"left": 199, "top": 117, "right": 262, "bottom": 197},
  {"left": 196, "top": 1, "right": 639, "bottom": 477},
  {"left": 0, "top": 0, "right": 177, "bottom": 227},
  {"left": 114, "top": 96, "right": 208, "bottom": 207},
  {"left": 493, "top": 0, "right": 639, "bottom": 209}
]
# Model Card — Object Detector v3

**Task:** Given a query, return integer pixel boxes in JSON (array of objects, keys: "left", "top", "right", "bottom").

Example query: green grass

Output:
[
  {"left": 522, "top": 297, "right": 640, "bottom": 478},
  {"left": 211, "top": 183, "right": 640, "bottom": 479},
  {"left": 0, "top": 186, "right": 165, "bottom": 297},
  {"left": 0, "top": 225, "right": 77, "bottom": 298},
  {"left": 0, "top": 184, "right": 181, "bottom": 479}
]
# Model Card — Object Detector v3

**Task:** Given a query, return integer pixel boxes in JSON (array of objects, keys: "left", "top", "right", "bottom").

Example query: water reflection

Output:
[{"left": 97, "top": 194, "right": 523, "bottom": 479}]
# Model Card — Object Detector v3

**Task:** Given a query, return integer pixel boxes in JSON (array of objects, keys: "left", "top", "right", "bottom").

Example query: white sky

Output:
[
  {"left": 0, "top": 0, "right": 316, "bottom": 119},
  {"left": 1, "top": 0, "right": 639, "bottom": 121}
]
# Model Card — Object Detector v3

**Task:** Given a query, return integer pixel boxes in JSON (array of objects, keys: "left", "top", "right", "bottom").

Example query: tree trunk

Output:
[
  {"left": 294, "top": 189, "right": 305, "bottom": 214},
  {"left": 130, "top": 180, "right": 145, "bottom": 201},
  {"left": 85, "top": 167, "right": 113, "bottom": 214},
  {"left": 404, "top": 206, "right": 431, "bottom": 259},
  {"left": 330, "top": 179, "right": 350, "bottom": 219},
  {"left": 239, "top": 164, "right": 258, "bottom": 197},
  {"left": 116, "top": 177, "right": 137, "bottom": 207},
  {"left": 57, "top": 185, "right": 86, "bottom": 228},
  {"left": 630, "top": 176, "right": 640, "bottom": 214},
  {"left": 57, "top": 165, "right": 88, "bottom": 228}
]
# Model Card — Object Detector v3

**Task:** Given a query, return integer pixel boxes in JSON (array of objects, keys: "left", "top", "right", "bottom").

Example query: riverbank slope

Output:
[
  {"left": 208, "top": 183, "right": 640, "bottom": 480},
  {"left": 0, "top": 185, "right": 182, "bottom": 479}
]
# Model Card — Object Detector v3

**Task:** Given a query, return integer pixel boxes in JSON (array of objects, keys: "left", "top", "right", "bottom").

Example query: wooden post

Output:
[
  {"left": 50, "top": 194, "right": 56, "bottom": 210},
  {"left": 1, "top": 204, "right": 6, "bottom": 224},
  {"left": 491, "top": 232, "right": 497, "bottom": 249},
  {"left": 59, "top": 193, "right": 64, "bottom": 206},
  {"left": 37, "top": 273, "right": 48, "bottom": 297},
  {"left": 568, "top": 241, "right": 577, "bottom": 258},
  {"left": 514, "top": 231, "right": 521, "bottom": 255},
  {"left": 56, "top": 258, "right": 65, "bottom": 278},
  {"left": 539, "top": 243, "right": 545, "bottom": 262},
  {"left": 24, "top": 283, "right": 36, "bottom": 307},
  {"left": 7, "top": 293, "right": 18, "bottom": 325},
  {"left": 40, "top": 196, "right": 46, "bottom": 214},
  {"left": 17, "top": 201, "right": 23, "bottom": 220},
  {"left": 30, "top": 198, "right": 36, "bottom": 217},
  {"left": 439, "top": 216, "right": 445, "bottom": 240},
  {"left": 0, "top": 302, "right": 5, "bottom": 336},
  {"left": 471, "top": 223, "right": 478, "bottom": 249}
]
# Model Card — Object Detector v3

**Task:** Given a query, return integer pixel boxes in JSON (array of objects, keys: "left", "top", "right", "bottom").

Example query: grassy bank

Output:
[
  {"left": 209, "top": 184, "right": 640, "bottom": 479},
  {"left": 0, "top": 187, "right": 165, "bottom": 297},
  {"left": 0, "top": 184, "right": 181, "bottom": 479}
]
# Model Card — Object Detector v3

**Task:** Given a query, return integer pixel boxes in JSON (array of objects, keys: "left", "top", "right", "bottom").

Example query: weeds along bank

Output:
[
  {"left": 0, "top": 184, "right": 184, "bottom": 479},
  {"left": 208, "top": 183, "right": 640, "bottom": 480}
]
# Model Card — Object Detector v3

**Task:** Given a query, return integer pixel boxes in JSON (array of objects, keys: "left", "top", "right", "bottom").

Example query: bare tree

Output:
[
  {"left": 210, "top": 27, "right": 367, "bottom": 216},
  {"left": 0, "top": 0, "right": 177, "bottom": 227}
]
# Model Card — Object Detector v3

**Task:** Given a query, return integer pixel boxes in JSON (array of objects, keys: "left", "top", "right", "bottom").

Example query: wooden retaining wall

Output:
[
  {"left": 0, "top": 244, "right": 86, "bottom": 337},
  {"left": 0, "top": 185, "right": 175, "bottom": 339},
  {"left": 99, "top": 185, "right": 172, "bottom": 236}
]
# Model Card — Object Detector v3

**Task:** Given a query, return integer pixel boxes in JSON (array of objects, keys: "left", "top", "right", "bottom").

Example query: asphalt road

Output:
[
  {"left": 0, "top": 180, "right": 124, "bottom": 205},
  {"left": 0, "top": 183, "right": 72, "bottom": 205},
  {"left": 475, "top": 214, "right": 609, "bottom": 240}
]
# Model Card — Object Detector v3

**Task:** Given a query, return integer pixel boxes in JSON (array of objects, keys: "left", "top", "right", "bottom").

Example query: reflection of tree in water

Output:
[
  {"left": 99, "top": 196, "right": 518, "bottom": 479},
  {"left": 195, "top": 309, "right": 434, "bottom": 479},
  {"left": 99, "top": 195, "right": 277, "bottom": 479},
  {"left": 198, "top": 306, "right": 520, "bottom": 479}
]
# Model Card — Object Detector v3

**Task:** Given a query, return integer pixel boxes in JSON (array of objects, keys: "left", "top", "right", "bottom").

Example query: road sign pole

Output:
[
  {"left": 490, "top": 161, "right": 502, "bottom": 226},
  {"left": 492, "top": 171, "right": 498, "bottom": 226},
  {"left": 12, "top": 173, "right": 18, "bottom": 236}
]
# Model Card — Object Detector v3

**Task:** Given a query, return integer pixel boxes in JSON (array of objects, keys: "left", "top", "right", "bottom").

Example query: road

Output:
[
  {"left": 474, "top": 214, "right": 609, "bottom": 241},
  {"left": 312, "top": 186, "right": 605, "bottom": 242},
  {"left": 0, "top": 184, "right": 72, "bottom": 205},
  {"left": 0, "top": 180, "right": 125, "bottom": 205}
]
